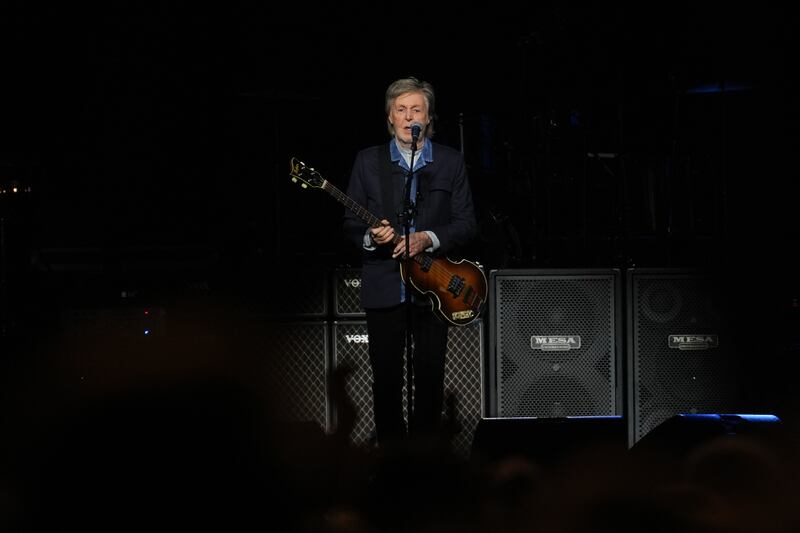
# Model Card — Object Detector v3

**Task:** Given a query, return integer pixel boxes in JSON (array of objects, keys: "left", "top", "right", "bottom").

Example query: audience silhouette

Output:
[{"left": 1, "top": 295, "right": 798, "bottom": 533}]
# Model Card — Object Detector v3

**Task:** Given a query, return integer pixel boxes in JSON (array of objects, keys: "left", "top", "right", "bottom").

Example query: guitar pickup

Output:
[
  {"left": 447, "top": 275, "right": 465, "bottom": 297},
  {"left": 462, "top": 285, "right": 475, "bottom": 305},
  {"left": 419, "top": 255, "right": 433, "bottom": 272}
]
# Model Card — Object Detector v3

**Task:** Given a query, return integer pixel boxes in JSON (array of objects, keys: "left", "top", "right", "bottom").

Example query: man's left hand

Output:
[{"left": 392, "top": 232, "right": 432, "bottom": 259}]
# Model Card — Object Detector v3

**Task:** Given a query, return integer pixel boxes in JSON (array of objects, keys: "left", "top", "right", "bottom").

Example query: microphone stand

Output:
[{"left": 401, "top": 132, "right": 419, "bottom": 438}]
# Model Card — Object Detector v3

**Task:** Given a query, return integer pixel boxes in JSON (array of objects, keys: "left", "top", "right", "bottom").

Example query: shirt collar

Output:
[{"left": 390, "top": 138, "right": 433, "bottom": 171}]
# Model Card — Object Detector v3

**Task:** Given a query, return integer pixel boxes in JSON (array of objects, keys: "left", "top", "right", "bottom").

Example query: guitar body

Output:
[
  {"left": 401, "top": 255, "right": 487, "bottom": 326},
  {"left": 289, "top": 157, "right": 487, "bottom": 326}
]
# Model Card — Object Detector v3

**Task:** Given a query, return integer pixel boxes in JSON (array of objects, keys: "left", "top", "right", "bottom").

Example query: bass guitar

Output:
[{"left": 289, "top": 157, "right": 486, "bottom": 326}]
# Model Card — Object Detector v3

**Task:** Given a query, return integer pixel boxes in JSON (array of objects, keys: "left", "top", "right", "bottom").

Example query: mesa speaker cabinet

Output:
[
  {"left": 627, "top": 268, "right": 742, "bottom": 446},
  {"left": 488, "top": 269, "right": 622, "bottom": 418},
  {"left": 331, "top": 320, "right": 484, "bottom": 456},
  {"left": 256, "top": 321, "right": 330, "bottom": 432},
  {"left": 333, "top": 267, "right": 365, "bottom": 317}
]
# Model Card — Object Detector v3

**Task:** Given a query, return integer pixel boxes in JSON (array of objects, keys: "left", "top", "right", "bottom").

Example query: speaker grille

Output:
[
  {"left": 445, "top": 322, "right": 484, "bottom": 457},
  {"left": 332, "top": 321, "right": 484, "bottom": 456},
  {"left": 491, "top": 270, "right": 620, "bottom": 417},
  {"left": 258, "top": 321, "right": 329, "bottom": 432},
  {"left": 332, "top": 322, "right": 375, "bottom": 446},
  {"left": 333, "top": 268, "right": 366, "bottom": 317},
  {"left": 629, "top": 271, "right": 739, "bottom": 444}
]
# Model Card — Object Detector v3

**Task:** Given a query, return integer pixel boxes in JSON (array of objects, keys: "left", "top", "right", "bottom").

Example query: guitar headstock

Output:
[{"left": 289, "top": 157, "right": 326, "bottom": 189}]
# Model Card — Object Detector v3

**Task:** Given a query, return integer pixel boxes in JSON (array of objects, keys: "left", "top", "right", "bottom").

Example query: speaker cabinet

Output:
[
  {"left": 446, "top": 322, "right": 485, "bottom": 456},
  {"left": 331, "top": 320, "right": 484, "bottom": 456},
  {"left": 488, "top": 269, "right": 622, "bottom": 418},
  {"left": 333, "top": 267, "right": 365, "bottom": 318},
  {"left": 627, "top": 269, "right": 742, "bottom": 445},
  {"left": 257, "top": 321, "right": 330, "bottom": 432},
  {"left": 331, "top": 321, "right": 373, "bottom": 446}
]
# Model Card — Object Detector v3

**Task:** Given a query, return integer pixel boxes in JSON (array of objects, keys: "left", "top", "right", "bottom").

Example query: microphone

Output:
[{"left": 410, "top": 123, "right": 423, "bottom": 144}]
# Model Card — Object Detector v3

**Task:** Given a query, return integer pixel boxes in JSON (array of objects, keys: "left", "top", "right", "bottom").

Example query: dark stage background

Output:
[
  {"left": 4, "top": 7, "right": 800, "bottom": 530},
  {"left": 1, "top": 5, "right": 799, "bottom": 408}
]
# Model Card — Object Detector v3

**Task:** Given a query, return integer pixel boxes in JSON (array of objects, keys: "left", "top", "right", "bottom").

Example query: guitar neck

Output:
[
  {"left": 322, "top": 180, "right": 381, "bottom": 228},
  {"left": 322, "top": 180, "right": 405, "bottom": 248}
]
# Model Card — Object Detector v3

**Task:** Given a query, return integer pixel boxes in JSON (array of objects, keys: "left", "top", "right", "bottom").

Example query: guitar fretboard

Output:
[
  {"left": 322, "top": 181, "right": 380, "bottom": 228},
  {"left": 322, "top": 180, "right": 407, "bottom": 249}
]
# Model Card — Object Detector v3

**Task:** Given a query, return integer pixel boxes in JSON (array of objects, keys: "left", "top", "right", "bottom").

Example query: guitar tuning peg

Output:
[
  {"left": 291, "top": 177, "right": 297, "bottom": 183},
  {"left": 301, "top": 184, "right": 307, "bottom": 188}
]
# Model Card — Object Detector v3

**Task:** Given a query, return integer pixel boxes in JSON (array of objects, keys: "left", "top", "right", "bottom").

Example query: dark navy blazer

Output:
[{"left": 343, "top": 142, "right": 477, "bottom": 309}]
